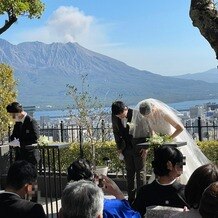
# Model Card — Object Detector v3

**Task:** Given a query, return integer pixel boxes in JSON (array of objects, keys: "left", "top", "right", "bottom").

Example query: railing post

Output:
[
  {"left": 198, "top": 117, "right": 202, "bottom": 141},
  {"left": 79, "top": 126, "right": 84, "bottom": 158},
  {"left": 7, "top": 125, "right": 14, "bottom": 164},
  {"left": 206, "top": 121, "right": 209, "bottom": 140},
  {"left": 60, "top": 121, "right": 64, "bottom": 142},
  {"left": 101, "top": 119, "right": 105, "bottom": 142},
  {"left": 213, "top": 121, "right": 216, "bottom": 140},
  {"left": 8, "top": 125, "right": 11, "bottom": 142}
]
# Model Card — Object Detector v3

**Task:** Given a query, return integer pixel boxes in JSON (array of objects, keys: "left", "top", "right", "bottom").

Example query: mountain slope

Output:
[
  {"left": 174, "top": 68, "right": 218, "bottom": 83},
  {"left": 0, "top": 38, "right": 218, "bottom": 108}
]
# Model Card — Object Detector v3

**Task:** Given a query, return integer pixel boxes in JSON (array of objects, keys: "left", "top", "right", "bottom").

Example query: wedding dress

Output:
[{"left": 131, "top": 98, "right": 210, "bottom": 184}]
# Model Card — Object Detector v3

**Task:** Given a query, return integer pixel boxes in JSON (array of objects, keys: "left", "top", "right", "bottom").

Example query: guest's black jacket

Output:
[
  {"left": 132, "top": 180, "right": 187, "bottom": 216},
  {"left": 0, "top": 192, "right": 46, "bottom": 218},
  {"left": 10, "top": 115, "right": 39, "bottom": 147}
]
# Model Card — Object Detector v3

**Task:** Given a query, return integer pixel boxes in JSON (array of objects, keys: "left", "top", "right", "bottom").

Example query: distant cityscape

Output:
[
  {"left": 178, "top": 102, "right": 218, "bottom": 140},
  {"left": 180, "top": 102, "right": 218, "bottom": 125}
]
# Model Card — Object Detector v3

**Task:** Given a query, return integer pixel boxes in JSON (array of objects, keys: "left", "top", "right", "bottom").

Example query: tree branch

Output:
[
  {"left": 190, "top": 0, "right": 218, "bottom": 59},
  {"left": 0, "top": 8, "right": 17, "bottom": 35}
]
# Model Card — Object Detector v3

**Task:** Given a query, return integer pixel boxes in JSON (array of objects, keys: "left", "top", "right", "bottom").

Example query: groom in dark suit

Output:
[
  {"left": 111, "top": 101, "right": 149, "bottom": 204},
  {"left": 6, "top": 102, "right": 40, "bottom": 166},
  {"left": 0, "top": 160, "right": 46, "bottom": 218}
]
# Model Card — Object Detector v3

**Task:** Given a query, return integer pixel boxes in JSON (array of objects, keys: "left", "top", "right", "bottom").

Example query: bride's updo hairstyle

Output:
[
  {"left": 152, "top": 145, "right": 183, "bottom": 177},
  {"left": 139, "top": 101, "right": 152, "bottom": 116}
]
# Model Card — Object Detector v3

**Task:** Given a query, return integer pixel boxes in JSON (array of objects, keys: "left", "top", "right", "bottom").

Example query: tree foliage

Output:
[
  {"left": 190, "top": 0, "right": 218, "bottom": 60},
  {"left": 67, "top": 74, "right": 106, "bottom": 164},
  {"left": 67, "top": 74, "right": 104, "bottom": 139},
  {"left": 0, "top": 64, "right": 17, "bottom": 144},
  {"left": 0, "top": 0, "right": 45, "bottom": 34}
]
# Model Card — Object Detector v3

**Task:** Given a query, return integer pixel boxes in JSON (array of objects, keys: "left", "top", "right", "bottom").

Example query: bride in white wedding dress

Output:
[{"left": 131, "top": 98, "right": 210, "bottom": 184}]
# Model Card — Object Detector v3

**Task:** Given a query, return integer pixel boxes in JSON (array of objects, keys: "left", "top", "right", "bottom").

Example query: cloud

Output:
[
  {"left": 16, "top": 6, "right": 110, "bottom": 49},
  {"left": 46, "top": 6, "right": 94, "bottom": 43}
]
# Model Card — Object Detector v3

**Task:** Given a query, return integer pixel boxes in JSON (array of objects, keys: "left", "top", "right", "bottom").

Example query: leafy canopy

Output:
[
  {"left": 0, "top": 0, "right": 44, "bottom": 18},
  {"left": 0, "top": 0, "right": 45, "bottom": 34},
  {"left": 0, "top": 64, "right": 17, "bottom": 144}
]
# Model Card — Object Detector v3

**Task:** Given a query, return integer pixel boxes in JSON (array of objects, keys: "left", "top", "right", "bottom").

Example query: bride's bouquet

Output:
[
  {"left": 37, "top": 135, "right": 51, "bottom": 146},
  {"left": 148, "top": 134, "right": 172, "bottom": 147}
]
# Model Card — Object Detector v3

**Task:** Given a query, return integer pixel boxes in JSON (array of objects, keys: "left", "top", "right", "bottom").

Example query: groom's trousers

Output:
[{"left": 123, "top": 138, "right": 147, "bottom": 204}]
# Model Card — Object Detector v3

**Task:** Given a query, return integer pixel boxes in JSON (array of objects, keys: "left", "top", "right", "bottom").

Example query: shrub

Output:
[
  {"left": 60, "top": 141, "right": 126, "bottom": 176},
  {"left": 197, "top": 141, "right": 218, "bottom": 164},
  {"left": 59, "top": 140, "right": 217, "bottom": 176}
]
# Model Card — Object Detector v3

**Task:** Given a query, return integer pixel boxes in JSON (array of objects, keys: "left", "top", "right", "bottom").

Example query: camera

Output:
[{"left": 94, "top": 174, "right": 104, "bottom": 188}]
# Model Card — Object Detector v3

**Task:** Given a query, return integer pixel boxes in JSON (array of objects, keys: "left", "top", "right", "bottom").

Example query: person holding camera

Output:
[{"left": 65, "top": 158, "right": 141, "bottom": 218}]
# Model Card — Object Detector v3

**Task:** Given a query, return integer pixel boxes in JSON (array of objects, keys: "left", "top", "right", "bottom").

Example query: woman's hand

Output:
[{"left": 101, "top": 175, "right": 125, "bottom": 200}]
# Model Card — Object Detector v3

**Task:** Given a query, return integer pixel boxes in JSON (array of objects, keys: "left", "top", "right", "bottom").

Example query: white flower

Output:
[
  {"left": 149, "top": 134, "right": 164, "bottom": 145},
  {"left": 127, "top": 122, "right": 135, "bottom": 131},
  {"left": 148, "top": 134, "right": 172, "bottom": 147},
  {"left": 37, "top": 135, "right": 51, "bottom": 146}
]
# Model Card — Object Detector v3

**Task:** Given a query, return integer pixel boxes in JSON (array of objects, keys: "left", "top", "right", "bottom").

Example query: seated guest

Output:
[
  {"left": 199, "top": 181, "right": 218, "bottom": 218},
  {"left": 66, "top": 158, "right": 141, "bottom": 218},
  {"left": 132, "top": 145, "right": 188, "bottom": 216},
  {"left": 170, "top": 163, "right": 218, "bottom": 217},
  {"left": 101, "top": 175, "right": 141, "bottom": 218},
  {"left": 61, "top": 180, "right": 104, "bottom": 218},
  {"left": 0, "top": 160, "right": 46, "bottom": 218},
  {"left": 185, "top": 163, "right": 218, "bottom": 209}
]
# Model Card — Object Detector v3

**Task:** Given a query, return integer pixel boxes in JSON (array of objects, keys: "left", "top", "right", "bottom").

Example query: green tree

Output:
[
  {"left": 67, "top": 74, "right": 106, "bottom": 165},
  {"left": 0, "top": 0, "right": 45, "bottom": 34},
  {"left": 0, "top": 64, "right": 17, "bottom": 144}
]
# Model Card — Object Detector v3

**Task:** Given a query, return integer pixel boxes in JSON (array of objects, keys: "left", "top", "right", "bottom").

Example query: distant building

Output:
[
  {"left": 205, "top": 107, "right": 214, "bottom": 117},
  {"left": 205, "top": 102, "right": 218, "bottom": 110},
  {"left": 213, "top": 110, "right": 218, "bottom": 119},
  {"left": 189, "top": 106, "right": 204, "bottom": 119},
  {"left": 40, "top": 116, "right": 50, "bottom": 127}
]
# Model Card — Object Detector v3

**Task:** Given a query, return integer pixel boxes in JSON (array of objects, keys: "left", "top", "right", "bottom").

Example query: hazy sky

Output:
[{"left": 0, "top": 0, "right": 217, "bottom": 76}]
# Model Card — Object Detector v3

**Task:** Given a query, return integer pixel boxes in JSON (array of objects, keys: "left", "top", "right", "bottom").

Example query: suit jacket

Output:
[
  {"left": 0, "top": 192, "right": 46, "bottom": 218},
  {"left": 112, "top": 108, "right": 133, "bottom": 150},
  {"left": 10, "top": 115, "right": 39, "bottom": 147}
]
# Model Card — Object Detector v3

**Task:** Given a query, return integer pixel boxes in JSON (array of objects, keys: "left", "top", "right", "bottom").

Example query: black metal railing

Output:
[
  {"left": 40, "top": 120, "right": 114, "bottom": 143},
  {"left": 184, "top": 117, "right": 218, "bottom": 141},
  {"left": 39, "top": 117, "right": 218, "bottom": 143},
  {"left": 6, "top": 144, "right": 69, "bottom": 218}
]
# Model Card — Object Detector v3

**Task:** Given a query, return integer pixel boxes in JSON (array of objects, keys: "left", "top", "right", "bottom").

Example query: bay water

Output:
[{"left": 34, "top": 98, "right": 218, "bottom": 120}]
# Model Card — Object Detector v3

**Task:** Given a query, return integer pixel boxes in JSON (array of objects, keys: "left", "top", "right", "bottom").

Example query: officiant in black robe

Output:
[{"left": 6, "top": 102, "right": 40, "bottom": 166}]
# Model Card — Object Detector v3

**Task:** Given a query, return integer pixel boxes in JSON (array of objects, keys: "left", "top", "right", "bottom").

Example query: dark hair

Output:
[
  {"left": 185, "top": 163, "right": 218, "bottom": 209},
  {"left": 111, "top": 101, "right": 127, "bottom": 115},
  {"left": 67, "top": 158, "right": 93, "bottom": 182},
  {"left": 6, "top": 160, "right": 37, "bottom": 190},
  {"left": 152, "top": 145, "right": 183, "bottom": 177},
  {"left": 199, "top": 181, "right": 218, "bottom": 218},
  {"left": 6, "top": 102, "right": 23, "bottom": 113},
  {"left": 139, "top": 101, "right": 152, "bottom": 116}
]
